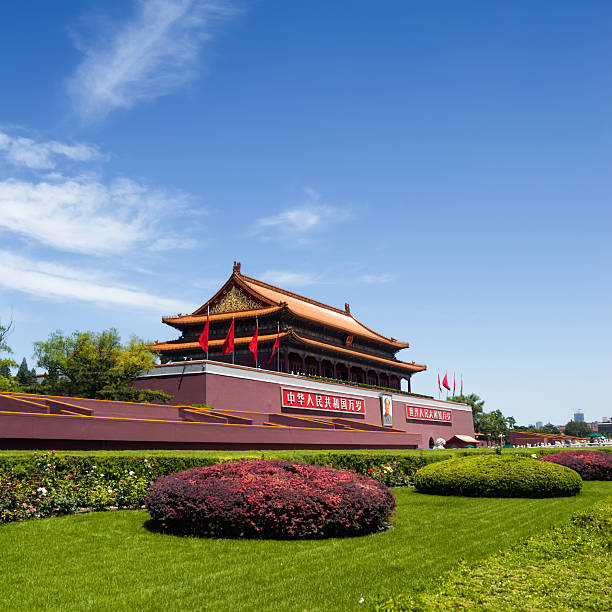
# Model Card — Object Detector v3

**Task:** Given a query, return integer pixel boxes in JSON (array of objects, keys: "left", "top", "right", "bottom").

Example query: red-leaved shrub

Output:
[
  {"left": 144, "top": 460, "right": 396, "bottom": 538},
  {"left": 539, "top": 451, "right": 612, "bottom": 480}
]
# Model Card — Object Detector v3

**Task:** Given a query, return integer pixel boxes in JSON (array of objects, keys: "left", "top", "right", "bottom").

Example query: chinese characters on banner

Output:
[
  {"left": 405, "top": 405, "right": 452, "bottom": 423},
  {"left": 281, "top": 388, "right": 366, "bottom": 414}
]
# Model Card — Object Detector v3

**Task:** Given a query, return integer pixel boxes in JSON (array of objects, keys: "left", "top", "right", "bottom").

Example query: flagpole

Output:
[
  {"left": 255, "top": 317, "right": 258, "bottom": 369},
  {"left": 232, "top": 313, "right": 235, "bottom": 365},
  {"left": 206, "top": 305, "right": 209, "bottom": 361}
]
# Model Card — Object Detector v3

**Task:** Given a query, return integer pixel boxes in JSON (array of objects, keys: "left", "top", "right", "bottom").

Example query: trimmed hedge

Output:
[
  {"left": 413, "top": 455, "right": 583, "bottom": 498},
  {"left": 539, "top": 450, "right": 612, "bottom": 481},
  {"left": 0, "top": 450, "right": 436, "bottom": 524},
  {"left": 0, "top": 448, "right": 604, "bottom": 523},
  {"left": 145, "top": 460, "right": 396, "bottom": 538},
  {"left": 376, "top": 496, "right": 612, "bottom": 611}
]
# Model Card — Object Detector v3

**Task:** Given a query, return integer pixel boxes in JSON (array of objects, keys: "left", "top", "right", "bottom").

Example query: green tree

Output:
[
  {"left": 479, "top": 409, "right": 509, "bottom": 439},
  {"left": 16, "top": 357, "right": 36, "bottom": 386},
  {"left": 0, "top": 317, "right": 17, "bottom": 381},
  {"left": 33, "top": 329, "right": 171, "bottom": 402},
  {"left": 564, "top": 420, "right": 592, "bottom": 438},
  {"left": 450, "top": 393, "right": 514, "bottom": 441},
  {"left": 450, "top": 394, "right": 486, "bottom": 431}
]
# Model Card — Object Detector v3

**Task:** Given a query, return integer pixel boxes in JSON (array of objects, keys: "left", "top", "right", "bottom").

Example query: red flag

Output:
[
  {"left": 437, "top": 373, "right": 441, "bottom": 392},
  {"left": 442, "top": 372, "right": 450, "bottom": 391},
  {"left": 249, "top": 319, "right": 258, "bottom": 364},
  {"left": 453, "top": 374, "right": 456, "bottom": 397},
  {"left": 460, "top": 376, "right": 463, "bottom": 396},
  {"left": 268, "top": 326, "right": 280, "bottom": 364},
  {"left": 222, "top": 315, "right": 234, "bottom": 355},
  {"left": 198, "top": 310, "right": 209, "bottom": 354}
]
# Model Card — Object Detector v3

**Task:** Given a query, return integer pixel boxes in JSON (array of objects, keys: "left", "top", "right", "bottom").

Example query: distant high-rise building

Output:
[
  {"left": 536, "top": 421, "right": 543, "bottom": 429},
  {"left": 574, "top": 410, "right": 584, "bottom": 422}
]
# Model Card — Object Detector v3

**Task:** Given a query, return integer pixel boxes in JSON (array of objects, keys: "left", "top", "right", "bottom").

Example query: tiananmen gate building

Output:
[
  {"left": 153, "top": 261, "right": 425, "bottom": 392},
  {"left": 0, "top": 262, "right": 474, "bottom": 450}
]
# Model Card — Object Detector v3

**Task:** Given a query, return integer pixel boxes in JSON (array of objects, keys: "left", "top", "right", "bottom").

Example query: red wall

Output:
[{"left": 133, "top": 365, "right": 474, "bottom": 448}]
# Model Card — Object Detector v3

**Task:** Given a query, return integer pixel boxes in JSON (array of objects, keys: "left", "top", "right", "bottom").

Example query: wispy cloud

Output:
[
  {"left": 359, "top": 273, "right": 397, "bottom": 285},
  {"left": 67, "top": 0, "right": 235, "bottom": 122},
  {"left": 259, "top": 270, "right": 321, "bottom": 287},
  {"left": 252, "top": 189, "right": 351, "bottom": 244},
  {"left": 0, "top": 176, "right": 191, "bottom": 256},
  {"left": 0, "top": 130, "right": 105, "bottom": 170},
  {"left": 0, "top": 251, "right": 188, "bottom": 312}
]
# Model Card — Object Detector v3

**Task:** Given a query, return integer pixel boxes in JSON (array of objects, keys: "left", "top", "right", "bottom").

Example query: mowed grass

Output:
[
  {"left": 5, "top": 447, "right": 603, "bottom": 459},
  {"left": 1, "top": 482, "right": 610, "bottom": 612}
]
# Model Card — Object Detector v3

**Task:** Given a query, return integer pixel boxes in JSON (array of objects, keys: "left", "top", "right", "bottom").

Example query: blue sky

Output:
[{"left": 1, "top": 1, "right": 610, "bottom": 425}]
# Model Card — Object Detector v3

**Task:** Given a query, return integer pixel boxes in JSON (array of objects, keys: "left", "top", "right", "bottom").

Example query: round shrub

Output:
[
  {"left": 539, "top": 451, "right": 612, "bottom": 481},
  {"left": 413, "top": 455, "right": 582, "bottom": 498},
  {"left": 144, "top": 460, "right": 396, "bottom": 538}
]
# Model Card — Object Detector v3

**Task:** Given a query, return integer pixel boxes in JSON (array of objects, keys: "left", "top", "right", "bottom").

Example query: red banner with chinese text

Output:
[
  {"left": 281, "top": 388, "right": 366, "bottom": 414},
  {"left": 405, "top": 405, "right": 452, "bottom": 423}
]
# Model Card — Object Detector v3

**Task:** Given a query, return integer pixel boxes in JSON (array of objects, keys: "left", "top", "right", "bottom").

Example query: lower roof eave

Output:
[{"left": 286, "top": 333, "right": 427, "bottom": 375}]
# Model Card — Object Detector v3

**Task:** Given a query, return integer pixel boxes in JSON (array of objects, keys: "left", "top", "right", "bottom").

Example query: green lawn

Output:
[
  {"left": 1, "top": 446, "right": 607, "bottom": 460},
  {"left": 1, "top": 482, "right": 611, "bottom": 612}
]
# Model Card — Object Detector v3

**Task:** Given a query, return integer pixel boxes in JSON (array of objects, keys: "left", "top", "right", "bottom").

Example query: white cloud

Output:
[
  {"left": 359, "top": 273, "right": 396, "bottom": 285},
  {"left": 0, "top": 251, "right": 188, "bottom": 312},
  {"left": 253, "top": 204, "right": 351, "bottom": 243},
  {"left": 260, "top": 270, "right": 320, "bottom": 287},
  {"left": 67, "top": 0, "right": 234, "bottom": 121},
  {"left": 0, "top": 176, "right": 191, "bottom": 256},
  {"left": 0, "top": 130, "right": 105, "bottom": 170}
]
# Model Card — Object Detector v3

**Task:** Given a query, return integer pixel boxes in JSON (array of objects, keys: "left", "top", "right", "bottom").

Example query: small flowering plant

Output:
[
  {"left": 0, "top": 451, "right": 157, "bottom": 523},
  {"left": 367, "top": 462, "right": 413, "bottom": 487}
]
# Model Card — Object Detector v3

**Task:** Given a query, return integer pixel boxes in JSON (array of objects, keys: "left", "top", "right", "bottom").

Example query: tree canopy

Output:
[
  {"left": 563, "top": 420, "right": 593, "bottom": 438},
  {"left": 33, "top": 328, "right": 171, "bottom": 403},
  {"left": 16, "top": 357, "right": 37, "bottom": 386},
  {"left": 0, "top": 317, "right": 17, "bottom": 381},
  {"left": 450, "top": 394, "right": 515, "bottom": 439}
]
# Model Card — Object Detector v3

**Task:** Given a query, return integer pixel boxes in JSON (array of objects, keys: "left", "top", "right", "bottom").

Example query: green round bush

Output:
[{"left": 413, "top": 455, "right": 582, "bottom": 498}]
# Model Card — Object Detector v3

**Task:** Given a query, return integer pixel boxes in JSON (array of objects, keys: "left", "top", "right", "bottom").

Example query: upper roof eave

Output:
[
  {"left": 238, "top": 272, "right": 410, "bottom": 349},
  {"left": 166, "top": 263, "right": 411, "bottom": 350}
]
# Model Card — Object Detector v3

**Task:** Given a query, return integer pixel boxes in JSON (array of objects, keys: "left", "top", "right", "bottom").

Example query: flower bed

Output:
[
  {"left": 0, "top": 451, "right": 153, "bottom": 522},
  {"left": 0, "top": 450, "right": 445, "bottom": 524},
  {"left": 413, "top": 455, "right": 583, "bottom": 498},
  {"left": 2, "top": 448, "right": 605, "bottom": 524},
  {"left": 145, "top": 460, "right": 396, "bottom": 538},
  {"left": 538, "top": 450, "right": 612, "bottom": 480}
]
